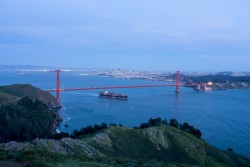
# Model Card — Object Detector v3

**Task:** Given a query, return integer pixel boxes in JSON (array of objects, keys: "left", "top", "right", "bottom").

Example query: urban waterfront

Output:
[{"left": 0, "top": 70, "right": 250, "bottom": 158}]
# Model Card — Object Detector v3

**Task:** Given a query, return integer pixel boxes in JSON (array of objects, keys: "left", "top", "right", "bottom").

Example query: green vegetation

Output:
[
  {"left": 0, "top": 84, "right": 249, "bottom": 166},
  {"left": 0, "top": 92, "right": 19, "bottom": 105},
  {"left": 0, "top": 125, "right": 249, "bottom": 167},
  {"left": 0, "top": 84, "right": 59, "bottom": 108},
  {"left": 0, "top": 84, "right": 62, "bottom": 143},
  {"left": 137, "top": 118, "right": 201, "bottom": 138},
  {"left": 71, "top": 122, "right": 108, "bottom": 139},
  {"left": 0, "top": 97, "right": 61, "bottom": 143}
]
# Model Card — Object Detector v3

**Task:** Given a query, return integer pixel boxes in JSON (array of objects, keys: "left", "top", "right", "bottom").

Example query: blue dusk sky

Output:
[{"left": 0, "top": 0, "right": 250, "bottom": 72}]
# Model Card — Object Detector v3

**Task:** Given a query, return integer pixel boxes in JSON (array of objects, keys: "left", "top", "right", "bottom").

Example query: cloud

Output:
[{"left": 0, "top": 0, "right": 250, "bottom": 71}]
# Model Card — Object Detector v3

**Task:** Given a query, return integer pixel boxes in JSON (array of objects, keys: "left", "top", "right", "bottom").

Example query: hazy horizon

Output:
[{"left": 1, "top": 64, "right": 250, "bottom": 74}]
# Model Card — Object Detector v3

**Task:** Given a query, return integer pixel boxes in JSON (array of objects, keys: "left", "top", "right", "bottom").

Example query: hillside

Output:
[
  {"left": 0, "top": 97, "right": 62, "bottom": 143},
  {"left": 0, "top": 84, "right": 59, "bottom": 108},
  {"left": 182, "top": 74, "right": 250, "bottom": 83},
  {"left": 0, "top": 92, "right": 19, "bottom": 105},
  {"left": 0, "top": 84, "right": 62, "bottom": 143},
  {"left": 0, "top": 125, "right": 249, "bottom": 167}
]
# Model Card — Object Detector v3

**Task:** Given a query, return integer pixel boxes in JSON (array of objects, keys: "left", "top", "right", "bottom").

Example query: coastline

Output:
[{"left": 212, "top": 82, "right": 250, "bottom": 90}]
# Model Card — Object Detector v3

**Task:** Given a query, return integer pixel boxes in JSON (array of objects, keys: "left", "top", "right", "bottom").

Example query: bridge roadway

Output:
[
  {"left": 47, "top": 83, "right": 198, "bottom": 92},
  {"left": 46, "top": 70, "right": 198, "bottom": 104}
]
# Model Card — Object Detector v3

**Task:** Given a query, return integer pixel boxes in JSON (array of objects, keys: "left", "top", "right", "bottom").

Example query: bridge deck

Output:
[{"left": 47, "top": 84, "right": 198, "bottom": 92}]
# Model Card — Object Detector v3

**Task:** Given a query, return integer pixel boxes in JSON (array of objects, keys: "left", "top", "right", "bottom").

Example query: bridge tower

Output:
[
  {"left": 176, "top": 71, "right": 180, "bottom": 93},
  {"left": 56, "top": 70, "right": 61, "bottom": 105}
]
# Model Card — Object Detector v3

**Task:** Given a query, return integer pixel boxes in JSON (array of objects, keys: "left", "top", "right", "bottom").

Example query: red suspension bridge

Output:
[{"left": 47, "top": 70, "right": 199, "bottom": 105}]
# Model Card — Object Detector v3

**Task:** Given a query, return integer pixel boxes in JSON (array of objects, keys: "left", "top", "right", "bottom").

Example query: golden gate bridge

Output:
[{"left": 47, "top": 70, "right": 199, "bottom": 105}]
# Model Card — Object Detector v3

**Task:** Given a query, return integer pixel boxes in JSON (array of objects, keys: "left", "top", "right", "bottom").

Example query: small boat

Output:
[{"left": 99, "top": 91, "right": 128, "bottom": 100}]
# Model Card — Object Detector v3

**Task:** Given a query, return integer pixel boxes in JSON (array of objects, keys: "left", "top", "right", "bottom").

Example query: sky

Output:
[{"left": 0, "top": 0, "right": 250, "bottom": 72}]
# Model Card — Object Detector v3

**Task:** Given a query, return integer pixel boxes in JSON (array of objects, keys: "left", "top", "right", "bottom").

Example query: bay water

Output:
[{"left": 0, "top": 70, "right": 249, "bottom": 158}]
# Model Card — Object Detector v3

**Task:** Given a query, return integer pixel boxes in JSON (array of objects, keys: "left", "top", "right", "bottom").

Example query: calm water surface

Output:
[{"left": 0, "top": 70, "right": 249, "bottom": 158}]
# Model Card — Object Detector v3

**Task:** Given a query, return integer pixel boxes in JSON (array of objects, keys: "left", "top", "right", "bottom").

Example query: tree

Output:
[
  {"left": 100, "top": 122, "right": 108, "bottom": 129},
  {"left": 0, "top": 97, "right": 59, "bottom": 142},
  {"left": 170, "top": 119, "right": 179, "bottom": 128}
]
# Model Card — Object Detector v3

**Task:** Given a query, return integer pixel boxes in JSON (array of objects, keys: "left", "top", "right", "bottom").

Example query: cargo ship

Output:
[{"left": 99, "top": 91, "right": 128, "bottom": 100}]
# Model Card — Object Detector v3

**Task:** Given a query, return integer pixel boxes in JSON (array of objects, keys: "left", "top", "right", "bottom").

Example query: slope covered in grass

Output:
[
  {"left": 0, "top": 92, "right": 19, "bottom": 105},
  {"left": 83, "top": 125, "right": 250, "bottom": 166},
  {"left": 0, "top": 84, "right": 58, "bottom": 107},
  {"left": 0, "top": 125, "right": 249, "bottom": 167}
]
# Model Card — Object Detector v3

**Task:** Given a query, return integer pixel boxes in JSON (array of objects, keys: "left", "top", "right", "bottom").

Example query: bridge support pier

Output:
[
  {"left": 56, "top": 70, "right": 61, "bottom": 105},
  {"left": 176, "top": 71, "right": 180, "bottom": 93}
]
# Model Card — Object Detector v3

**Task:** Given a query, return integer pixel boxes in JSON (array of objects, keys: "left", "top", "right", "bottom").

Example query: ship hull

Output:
[{"left": 99, "top": 92, "right": 128, "bottom": 100}]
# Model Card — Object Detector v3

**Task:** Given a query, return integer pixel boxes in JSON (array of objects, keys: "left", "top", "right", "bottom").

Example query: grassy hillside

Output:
[
  {"left": 83, "top": 126, "right": 250, "bottom": 166},
  {"left": 0, "top": 125, "right": 249, "bottom": 167},
  {"left": 0, "top": 84, "right": 62, "bottom": 143},
  {"left": 0, "top": 84, "right": 59, "bottom": 107},
  {"left": 0, "top": 92, "right": 19, "bottom": 105}
]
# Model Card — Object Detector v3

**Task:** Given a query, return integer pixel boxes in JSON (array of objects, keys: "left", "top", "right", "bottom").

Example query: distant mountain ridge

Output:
[{"left": 216, "top": 71, "right": 250, "bottom": 76}]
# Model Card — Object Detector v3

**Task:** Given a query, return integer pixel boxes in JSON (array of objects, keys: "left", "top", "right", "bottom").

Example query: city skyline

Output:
[{"left": 1, "top": 0, "right": 250, "bottom": 72}]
